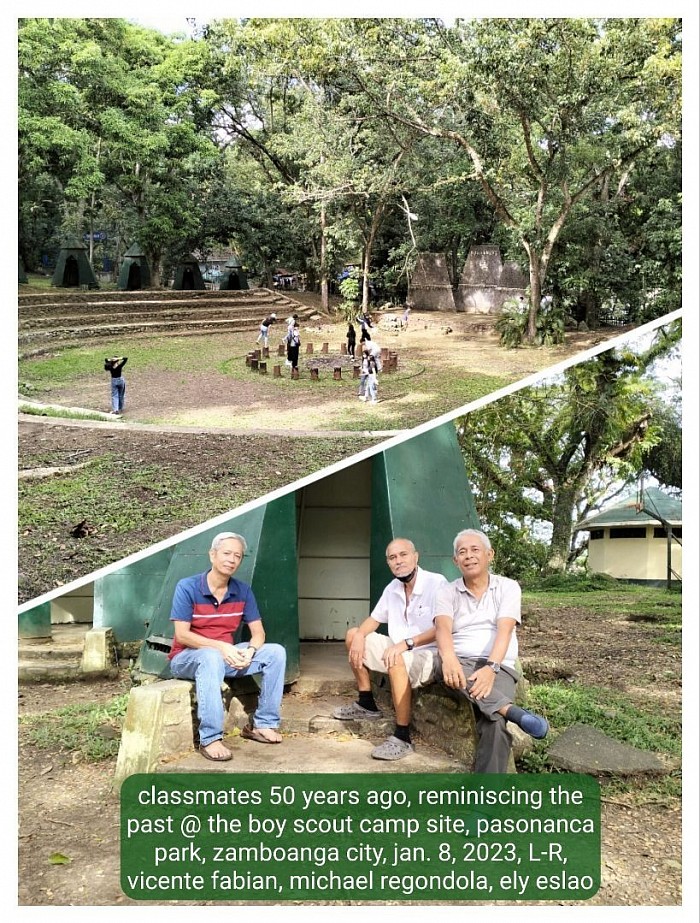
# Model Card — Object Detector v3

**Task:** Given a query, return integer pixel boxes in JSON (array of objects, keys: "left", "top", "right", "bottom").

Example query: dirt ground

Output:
[
  {"left": 28, "top": 312, "right": 629, "bottom": 431},
  {"left": 17, "top": 604, "right": 682, "bottom": 907}
]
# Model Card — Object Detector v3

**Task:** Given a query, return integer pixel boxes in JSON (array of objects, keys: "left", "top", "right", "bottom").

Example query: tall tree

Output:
[
  {"left": 456, "top": 321, "right": 681, "bottom": 574},
  {"left": 345, "top": 17, "right": 682, "bottom": 338}
]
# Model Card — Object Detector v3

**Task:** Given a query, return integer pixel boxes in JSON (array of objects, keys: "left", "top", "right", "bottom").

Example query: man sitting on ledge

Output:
[
  {"left": 435, "top": 528, "right": 548, "bottom": 773},
  {"left": 333, "top": 537, "right": 448, "bottom": 761},
  {"left": 168, "top": 532, "right": 286, "bottom": 762}
]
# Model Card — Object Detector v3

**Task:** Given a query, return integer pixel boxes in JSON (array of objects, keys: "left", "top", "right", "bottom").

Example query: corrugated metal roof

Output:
[{"left": 575, "top": 486, "right": 682, "bottom": 531}]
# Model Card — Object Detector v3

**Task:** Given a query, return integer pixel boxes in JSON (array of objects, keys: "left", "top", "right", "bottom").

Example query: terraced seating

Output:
[{"left": 18, "top": 288, "right": 321, "bottom": 356}]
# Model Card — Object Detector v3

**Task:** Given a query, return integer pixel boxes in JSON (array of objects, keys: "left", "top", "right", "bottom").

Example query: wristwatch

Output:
[
  {"left": 405, "top": 637, "right": 415, "bottom": 651},
  {"left": 486, "top": 661, "right": 501, "bottom": 673}
]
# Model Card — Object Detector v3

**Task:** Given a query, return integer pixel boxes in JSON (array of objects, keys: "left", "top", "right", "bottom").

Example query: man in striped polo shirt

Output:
[{"left": 169, "top": 532, "right": 286, "bottom": 762}]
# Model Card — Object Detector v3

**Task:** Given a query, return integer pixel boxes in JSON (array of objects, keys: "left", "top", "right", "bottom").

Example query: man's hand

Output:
[
  {"left": 466, "top": 666, "right": 496, "bottom": 700},
  {"left": 382, "top": 642, "right": 408, "bottom": 669},
  {"left": 348, "top": 634, "right": 366, "bottom": 669},
  {"left": 219, "top": 642, "right": 251, "bottom": 670},
  {"left": 441, "top": 655, "right": 467, "bottom": 689}
]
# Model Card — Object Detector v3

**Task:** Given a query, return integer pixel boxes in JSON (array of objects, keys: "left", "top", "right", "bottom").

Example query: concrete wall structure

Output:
[
  {"left": 409, "top": 246, "right": 527, "bottom": 313},
  {"left": 407, "top": 253, "right": 456, "bottom": 311},
  {"left": 586, "top": 526, "right": 682, "bottom": 583}
]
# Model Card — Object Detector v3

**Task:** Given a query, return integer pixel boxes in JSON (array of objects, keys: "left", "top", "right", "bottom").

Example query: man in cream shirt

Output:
[{"left": 435, "top": 528, "right": 548, "bottom": 773}]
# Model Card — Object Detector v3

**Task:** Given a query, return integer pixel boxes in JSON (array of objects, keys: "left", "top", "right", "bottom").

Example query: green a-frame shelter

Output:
[{"left": 92, "top": 422, "right": 479, "bottom": 684}]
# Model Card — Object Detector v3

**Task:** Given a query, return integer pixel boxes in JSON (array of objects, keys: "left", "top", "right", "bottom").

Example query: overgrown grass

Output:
[
  {"left": 18, "top": 436, "right": 375, "bottom": 602},
  {"left": 517, "top": 681, "right": 682, "bottom": 799},
  {"left": 19, "top": 694, "right": 129, "bottom": 761}
]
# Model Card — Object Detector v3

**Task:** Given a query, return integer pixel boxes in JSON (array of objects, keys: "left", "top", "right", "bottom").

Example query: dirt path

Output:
[
  {"left": 18, "top": 600, "right": 682, "bottom": 906},
  {"left": 22, "top": 312, "right": 633, "bottom": 435}
]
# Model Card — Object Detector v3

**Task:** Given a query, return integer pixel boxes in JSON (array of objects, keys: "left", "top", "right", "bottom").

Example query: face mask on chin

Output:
[{"left": 396, "top": 568, "right": 417, "bottom": 584}]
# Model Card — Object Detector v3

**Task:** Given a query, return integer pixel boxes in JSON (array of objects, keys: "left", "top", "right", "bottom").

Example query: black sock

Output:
[
  {"left": 393, "top": 724, "right": 411, "bottom": 743},
  {"left": 358, "top": 691, "right": 379, "bottom": 712}
]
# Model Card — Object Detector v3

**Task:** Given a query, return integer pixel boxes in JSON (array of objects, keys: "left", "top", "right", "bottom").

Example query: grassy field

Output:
[{"left": 518, "top": 580, "right": 682, "bottom": 800}]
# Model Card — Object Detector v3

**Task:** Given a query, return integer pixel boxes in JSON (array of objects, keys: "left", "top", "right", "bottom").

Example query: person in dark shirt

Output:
[
  {"left": 256, "top": 313, "right": 277, "bottom": 347},
  {"left": 347, "top": 323, "right": 357, "bottom": 357},
  {"left": 104, "top": 356, "right": 128, "bottom": 415},
  {"left": 286, "top": 322, "right": 301, "bottom": 370}
]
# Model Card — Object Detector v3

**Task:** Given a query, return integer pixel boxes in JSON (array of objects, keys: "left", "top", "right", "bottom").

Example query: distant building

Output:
[{"left": 575, "top": 487, "right": 682, "bottom": 585}]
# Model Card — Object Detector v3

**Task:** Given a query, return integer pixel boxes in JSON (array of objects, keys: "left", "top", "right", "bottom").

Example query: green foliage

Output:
[
  {"left": 338, "top": 271, "right": 360, "bottom": 304},
  {"left": 18, "top": 17, "right": 681, "bottom": 315},
  {"left": 19, "top": 404, "right": 113, "bottom": 423},
  {"left": 457, "top": 325, "right": 681, "bottom": 574},
  {"left": 526, "top": 572, "right": 620, "bottom": 593},
  {"left": 20, "top": 694, "right": 130, "bottom": 762},
  {"left": 496, "top": 300, "right": 565, "bottom": 348}
]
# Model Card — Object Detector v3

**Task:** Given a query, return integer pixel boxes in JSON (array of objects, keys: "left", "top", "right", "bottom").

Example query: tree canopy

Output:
[
  {"left": 456, "top": 320, "right": 682, "bottom": 577},
  {"left": 18, "top": 16, "right": 682, "bottom": 330}
]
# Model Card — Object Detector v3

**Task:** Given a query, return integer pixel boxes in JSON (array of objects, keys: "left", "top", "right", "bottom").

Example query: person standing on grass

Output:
[
  {"left": 347, "top": 322, "right": 357, "bottom": 357},
  {"left": 286, "top": 321, "right": 301, "bottom": 372},
  {"left": 365, "top": 352, "right": 380, "bottom": 404},
  {"left": 104, "top": 356, "right": 127, "bottom": 415},
  {"left": 256, "top": 312, "right": 276, "bottom": 348}
]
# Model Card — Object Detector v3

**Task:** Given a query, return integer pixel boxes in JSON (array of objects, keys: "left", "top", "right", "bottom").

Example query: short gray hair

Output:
[
  {"left": 452, "top": 529, "right": 491, "bottom": 556},
  {"left": 210, "top": 532, "right": 247, "bottom": 554},
  {"left": 386, "top": 537, "right": 416, "bottom": 555}
]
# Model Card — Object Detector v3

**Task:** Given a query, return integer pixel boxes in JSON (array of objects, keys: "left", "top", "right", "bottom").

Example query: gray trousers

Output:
[{"left": 439, "top": 656, "right": 518, "bottom": 774}]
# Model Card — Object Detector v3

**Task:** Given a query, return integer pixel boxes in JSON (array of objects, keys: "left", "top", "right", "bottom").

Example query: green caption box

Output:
[{"left": 120, "top": 773, "right": 600, "bottom": 902}]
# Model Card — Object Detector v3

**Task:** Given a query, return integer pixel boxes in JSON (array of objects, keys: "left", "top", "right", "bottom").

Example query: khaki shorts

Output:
[{"left": 363, "top": 633, "right": 438, "bottom": 689}]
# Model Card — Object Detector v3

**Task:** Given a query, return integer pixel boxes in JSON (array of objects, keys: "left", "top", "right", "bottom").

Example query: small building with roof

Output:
[
  {"left": 51, "top": 236, "right": 99, "bottom": 289},
  {"left": 575, "top": 486, "right": 682, "bottom": 585},
  {"left": 219, "top": 256, "right": 249, "bottom": 290},
  {"left": 172, "top": 253, "right": 205, "bottom": 290},
  {"left": 117, "top": 243, "right": 151, "bottom": 290}
]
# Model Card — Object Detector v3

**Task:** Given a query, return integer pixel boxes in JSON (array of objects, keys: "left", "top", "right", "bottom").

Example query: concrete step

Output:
[{"left": 18, "top": 288, "right": 299, "bottom": 308}]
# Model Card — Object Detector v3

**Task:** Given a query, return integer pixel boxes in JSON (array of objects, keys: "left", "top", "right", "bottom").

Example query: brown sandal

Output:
[
  {"left": 199, "top": 743, "right": 232, "bottom": 762},
  {"left": 241, "top": 724, "right": 282, "bottom": 744}
]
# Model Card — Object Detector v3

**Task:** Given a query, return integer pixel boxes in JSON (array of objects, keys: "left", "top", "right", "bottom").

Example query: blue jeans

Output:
[
  {"left": 170, "top": 643, "right": 286, "bottom": 747},
  {"left": 111, "top": 377, "right": 126, "bottom": 412}
]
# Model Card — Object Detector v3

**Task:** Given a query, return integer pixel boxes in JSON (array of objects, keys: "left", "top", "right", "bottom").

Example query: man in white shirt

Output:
[
  {"left": 333, "top": 538, "right": 448, "bottom": 760},
  {"left": 435, "top": 528, "right": 548, "bottom": 773}
]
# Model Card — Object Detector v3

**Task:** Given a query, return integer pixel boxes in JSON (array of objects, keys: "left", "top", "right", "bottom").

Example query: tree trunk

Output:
[
  {"left": 526, "top": 250, "right": 542, "bottom": 342},
  {"left": 361, "top": 243, "right": 372, "bottom": 311},
  {"left": 546, "top": 485, "right": 579, "bottom": 572},
  {"left": 320, "top": 202, "right": 329, "bottom": 312}
]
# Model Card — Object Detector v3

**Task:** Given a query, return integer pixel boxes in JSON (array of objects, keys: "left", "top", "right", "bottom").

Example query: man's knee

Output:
[
  {"left": 344, "top": 626, "right": 361, "bottom": 648},
  {"left": 197, "top": 647, "right": 225, "bottom": 671},
  {"left": 261, "top": 642, "right": 286, "bottom": 666}
]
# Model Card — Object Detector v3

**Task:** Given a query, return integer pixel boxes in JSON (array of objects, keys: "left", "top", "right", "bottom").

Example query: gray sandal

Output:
[
  {"left": 371, "top": 735, "right": 415, "bottom": 760},
  {"left": 332, "top": 702, "right": 384, "bottom": 721}
]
